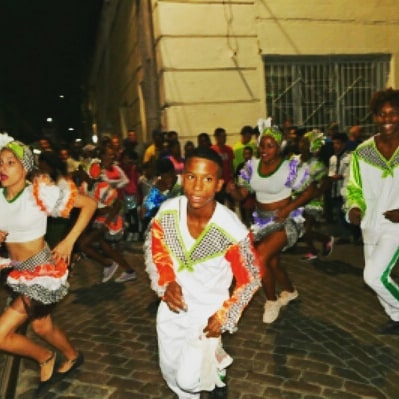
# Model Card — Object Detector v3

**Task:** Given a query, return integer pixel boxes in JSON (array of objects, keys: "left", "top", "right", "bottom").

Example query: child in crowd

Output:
[
  {"left": 145, "top": 147, "right": 262, "bottom": 399},
  {"left": 141, "top": 158, "right": 183, "bottom": 233},
  {"left": 120, "top": 149, "right": 141, "bottom": 242}
]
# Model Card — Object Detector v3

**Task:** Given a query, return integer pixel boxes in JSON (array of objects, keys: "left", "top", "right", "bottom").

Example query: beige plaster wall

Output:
[
  {"left": 90, "top": 0, "right": 399, "bottom": 145},
  {"left": 152, "top": 0, "right": 265, "bottom": 143}
]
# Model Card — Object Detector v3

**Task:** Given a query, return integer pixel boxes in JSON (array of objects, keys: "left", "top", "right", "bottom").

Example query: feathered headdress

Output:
[
  {"left": 257, "top": 117, "right": 283, "bottom": 145},
  {"left": 304, "top": 129, "right": 326, "bottom": 153}
]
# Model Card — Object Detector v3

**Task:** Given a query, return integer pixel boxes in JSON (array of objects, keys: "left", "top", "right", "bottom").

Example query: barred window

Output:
[{"left": 264, "top": 54, "right": 390, "bottom": 136}]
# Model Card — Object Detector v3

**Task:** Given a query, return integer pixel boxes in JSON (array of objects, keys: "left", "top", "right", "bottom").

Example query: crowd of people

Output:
[{"left": 2, "top": 87, "right": 399, "bottom": 398}]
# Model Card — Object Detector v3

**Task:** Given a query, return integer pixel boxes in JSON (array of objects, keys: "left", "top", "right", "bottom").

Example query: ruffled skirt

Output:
[
  {"left": 6, "top": 245, "right": 69, "bottom": 305},
  {"left": 251, "top": 207, "right": 305, "bottom": 249}
]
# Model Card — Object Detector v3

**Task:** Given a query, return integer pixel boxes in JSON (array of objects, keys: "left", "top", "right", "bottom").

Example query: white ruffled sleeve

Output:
[{"left": 33, "top": 175, "right": 78, "bottom": 218}]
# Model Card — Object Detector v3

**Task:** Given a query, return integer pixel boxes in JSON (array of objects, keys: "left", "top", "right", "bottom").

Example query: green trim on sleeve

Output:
[{"left": 345, "top": 150, "right": 366, "bottom": 214}]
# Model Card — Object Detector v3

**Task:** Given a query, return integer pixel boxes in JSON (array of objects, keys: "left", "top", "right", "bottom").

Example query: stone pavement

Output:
[{"left": 2, "top": 239, "right": 399, "bottom": 399}]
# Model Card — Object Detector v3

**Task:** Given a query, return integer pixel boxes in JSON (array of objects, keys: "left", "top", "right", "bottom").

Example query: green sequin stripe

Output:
[
  {"left": 381, "top": 246, "right": 399, "bottom": 300},
  {"left": 356, "top": 140, "right": 399, "bottom": 177},
  {"left": 159, "top": 210, "right": 237, "bottom": 273}
]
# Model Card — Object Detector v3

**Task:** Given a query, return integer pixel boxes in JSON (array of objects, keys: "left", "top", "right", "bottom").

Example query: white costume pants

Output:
[
  {"left": 363, "top": 233, "right": 399, "bottom": 321},
  {"left": 156, "top": 301, "right": 227, "bottom": 399}
]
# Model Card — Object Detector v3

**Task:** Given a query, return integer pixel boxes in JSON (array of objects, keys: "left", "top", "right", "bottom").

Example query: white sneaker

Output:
[
  {"left": 263, "top": 299, "right": 282, "bottom": 324},
  {"left": 102, "top": 262, "right": 119, "bottom": 283},
  {"left": 279, "top": 289, "right": 299, "bottom": 306},
  {"left": 114, "top": 271, "right": 137, "bottom": 283}
]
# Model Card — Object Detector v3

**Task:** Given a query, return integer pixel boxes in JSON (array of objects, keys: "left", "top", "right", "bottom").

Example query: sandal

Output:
[
  {"left": 57, "top": 351, "right": 84, "bottom": 376},
  {"left": 36, "top": 351, "right": 56, "bottom": 393}
]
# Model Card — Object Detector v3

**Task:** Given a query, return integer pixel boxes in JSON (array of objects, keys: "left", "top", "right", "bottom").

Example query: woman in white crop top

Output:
[
  {"left": 227, "top": 118, "right": 316, "bottom": 325},
  {"left": 0, "top": 135, "right": 96, "bottom": 392}
]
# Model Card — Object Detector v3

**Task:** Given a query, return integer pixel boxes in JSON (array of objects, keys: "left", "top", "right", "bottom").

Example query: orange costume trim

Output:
[
  {"left": 214, "top": 237, "right": 263, "bottom": 327},
  {"left": 32, "top": 175, "right": 78, "bottom": 218},
  {"left": 151, "top": 219, "right": 176, "bottom": 287},
  {"left": 8, "top": 259, "right": 68, "bottom": 280}
]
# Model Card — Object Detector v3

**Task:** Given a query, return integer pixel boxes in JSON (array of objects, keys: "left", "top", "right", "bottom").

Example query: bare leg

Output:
[
  {"left": 31, "top": 315, "right": 78, "bottom": 365},
  {"left": 100, "top": 239, "right": 134, "bottom": 272},
  {"left": 256, "top": 229, "right": 292, "bottom": 299},
  {"left": 0, "top": 297, "right": 55, "bottom": 381},
  {"left": 79, "top": 229, "right": 112, "bottom": 267},
  {"left": 302, "top": 215, "right": 318, "bottom": 254}
]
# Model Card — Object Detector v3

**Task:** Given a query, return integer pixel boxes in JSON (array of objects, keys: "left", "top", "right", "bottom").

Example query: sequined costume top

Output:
[
  {"left": 144, "top": 196, "right": 262, "bottom": 334},
  {"left": 345, "top": 136, "right": 399, "bottom": 244}
]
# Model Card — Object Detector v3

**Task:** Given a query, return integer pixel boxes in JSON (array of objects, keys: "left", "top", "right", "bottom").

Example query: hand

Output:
[
  {"left": 51, "top": 239, "right": 74, "bottom": 265},
  {"left": 274, "top": 207, "right": 289, "bottom": 222},
  {"left": 162, "top": 281, "right": 187, "bottom": 313},
  {"left": 203, "top": 313, "right": 222, "bottom": 338},
  {"left": 383, "top": 209, "right": 399, "bottom": 223},
  {"left": 0, "top": 230, "right": 8, "bottom": 245},
  {"left": 348, "top": 208, "right": 362, "bottom": 225}
]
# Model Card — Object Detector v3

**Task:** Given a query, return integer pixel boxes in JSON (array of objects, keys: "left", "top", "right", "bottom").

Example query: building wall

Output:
[
  {"left": 89, "top": 0, "right": 399, "bottom": 144},
  {"left": 89, "top": 0, "right": 151, "bottom": 143}
]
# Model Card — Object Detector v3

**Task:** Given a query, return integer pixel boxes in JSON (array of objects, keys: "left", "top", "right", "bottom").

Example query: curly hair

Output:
[{"left": 369, "top": 87, "right": 399, "bottom": 115}]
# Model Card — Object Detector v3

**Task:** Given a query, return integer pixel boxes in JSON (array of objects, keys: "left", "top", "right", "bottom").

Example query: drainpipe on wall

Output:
[{"left": 138, "top": 0, "right": 161, "bottom": 142}]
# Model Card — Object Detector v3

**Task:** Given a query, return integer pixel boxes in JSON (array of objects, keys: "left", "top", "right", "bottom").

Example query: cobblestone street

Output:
[{"left": 1, "top": 240, "right": 399, "bottom": 399}]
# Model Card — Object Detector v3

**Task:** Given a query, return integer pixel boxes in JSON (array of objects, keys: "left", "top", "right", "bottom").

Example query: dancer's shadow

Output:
[
  {"left": 311, "top": 258, "right": 364, "bottom": 276},
  {"left": 69, "top": 281, "right": 126, "bottom": 305}
]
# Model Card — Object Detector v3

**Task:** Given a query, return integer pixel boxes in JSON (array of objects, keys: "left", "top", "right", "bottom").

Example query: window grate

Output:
[{"left": 264, "top": 55, "right": 391, "bottom": 136}]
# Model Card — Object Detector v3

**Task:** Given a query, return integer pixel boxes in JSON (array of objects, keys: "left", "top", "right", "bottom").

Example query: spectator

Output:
[
  {"left": 346, "top": 125, "right": 364, "bottom": 151},
  {"left": 232, "top": 125, "right": 256, "bottom": 171},
  {"left": 328, "top": 132, "right": 352, "bottom": 243},
  {"left": 197, "top": 132, "right": 212, "bottom": 149},
  {"left": 120, "top": 149, "right": 141, "bottom": 242},
  {"left": 143, "top": 129, "right": 165, "bottom": 167},
  {"left": 166, "top": 139, "right": 185, "bottom": 175},
  {"left": 211, "top": 127, "right": 235, "bottom": 210},
  {"left": 184, "top": 140, "right": 196, "bottom": 159}
]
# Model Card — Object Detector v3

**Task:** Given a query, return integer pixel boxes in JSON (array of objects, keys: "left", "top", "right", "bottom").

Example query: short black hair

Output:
[
  {"left": 332, "top": 132, "right": 348, "bottom": 143},
  {"left": 369, "top": 87, "right": 399, "bottom": 115},
  {"left": 121, "top": 148, "right": 138, "bottom": 161},
  {"left": 38, "top": 150, "right": 67, "bottom": 181},
  {"left": 156, "top": 157, "right": 175, "bottom": 175},
  {"left": 243, "top": 145, "right": 254, "bottom": 154},
  {"left": 214, "top": 127, "right": 226, "bottom": 137},
  {"left": 240, "top": 125, "right": 253, "bottom": 136},
  {"left": 184, "top": 146, "right": 223, "bottom": 176}
]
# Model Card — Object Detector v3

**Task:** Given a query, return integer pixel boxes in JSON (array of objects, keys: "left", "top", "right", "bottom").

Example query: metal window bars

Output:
[{"left": 264, "top": 54, "right": 390, "bottom": 137}]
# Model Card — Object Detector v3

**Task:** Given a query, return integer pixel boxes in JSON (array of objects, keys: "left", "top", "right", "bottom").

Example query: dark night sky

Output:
[{"left": 0, "top": 0, "right": 103, "bottom": 143}]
